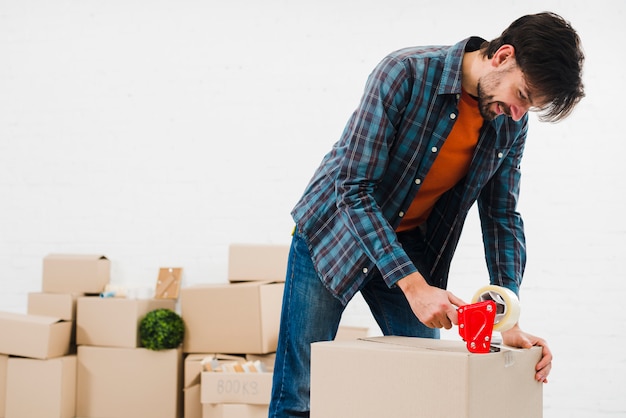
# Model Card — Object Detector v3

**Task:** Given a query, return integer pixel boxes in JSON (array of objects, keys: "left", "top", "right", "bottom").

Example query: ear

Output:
[{"left": 491, "top": 44, "right": 516, "bottom": 68}]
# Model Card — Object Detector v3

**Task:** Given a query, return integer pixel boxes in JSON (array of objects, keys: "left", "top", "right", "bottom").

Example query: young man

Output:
[{"left": 269, "top": 12, "right": 585, "bottom": 417}]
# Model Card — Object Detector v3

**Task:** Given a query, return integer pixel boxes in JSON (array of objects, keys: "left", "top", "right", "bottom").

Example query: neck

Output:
[{"left": 461, "top": 50, "right": 482, "bottom": 97}]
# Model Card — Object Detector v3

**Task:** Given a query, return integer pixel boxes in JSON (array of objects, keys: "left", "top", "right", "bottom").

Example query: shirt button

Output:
[
  {"left": 431, "top": 146, "right": 438, "bottom": 153},
  {"left": 450, "top": 113, "right": 457, "bottom": 120},
  {"left": 399, "top": 211, "right": 405, "bottom": 217},
  {"left": 497, "top": 152, "right": 504, "bottom": 158},
  {"left": 415, "top": 178, "right": 421, "bottom": 185},
  {"left": 362, "top": 268, "right": 368, "bottom": 274}
]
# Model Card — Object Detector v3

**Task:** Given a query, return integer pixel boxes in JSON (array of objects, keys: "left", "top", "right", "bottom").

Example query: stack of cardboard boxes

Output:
[
  {"left": 0, "top": 254, "right": 108, "bottom": 418},
  {"left": 182, "top": 244, "right": 288, "bottom": 418},
  {"left": 0, "top": 244, "right": 294, "bottom": 418},
  {"left": 75, "top": 287, "right": 181, "bottom": 417}
]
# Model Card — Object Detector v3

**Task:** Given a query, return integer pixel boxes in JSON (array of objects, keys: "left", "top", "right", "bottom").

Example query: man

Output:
[{"left": 269, "top": 12, "right": 585, "bottom": 417}]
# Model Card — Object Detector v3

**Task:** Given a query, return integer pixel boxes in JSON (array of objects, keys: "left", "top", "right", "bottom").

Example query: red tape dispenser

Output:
[{"left": 457, "top": 300, "right": 497, "bottom": 354}]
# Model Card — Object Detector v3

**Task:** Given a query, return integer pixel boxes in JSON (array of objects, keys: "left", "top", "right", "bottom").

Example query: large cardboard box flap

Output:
[
  {"left": 227, "top": 244, "right": 289, "bottom": 282},
  {"left": 0, "top": 311, "right": 72, "bottom": 359},
  {"left": 43, "top": 253, "right": 110, "bottom": 294},
  {"left": 311, "top": 336, "right": 543, "bottom": 418}
]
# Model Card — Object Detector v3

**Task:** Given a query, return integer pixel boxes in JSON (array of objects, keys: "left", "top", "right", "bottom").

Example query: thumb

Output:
[
  {"left": 447, "top": 292, "right": 467, "bottom": 308},
  {"left": 521, "top": 336, "right": 534, "bottom": 349}
]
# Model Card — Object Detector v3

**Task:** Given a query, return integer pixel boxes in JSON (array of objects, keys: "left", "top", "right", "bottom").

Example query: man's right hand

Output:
[{"left": 396, "top": 272, "right": 467, "bottom": 329}]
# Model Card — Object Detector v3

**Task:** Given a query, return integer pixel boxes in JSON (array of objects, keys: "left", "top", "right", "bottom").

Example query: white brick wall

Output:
[{"left": 1, "top": 1, "right": 624, "bottom": 416}]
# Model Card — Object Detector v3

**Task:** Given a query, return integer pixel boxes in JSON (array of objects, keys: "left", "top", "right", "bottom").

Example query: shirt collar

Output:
[{"left": 438, "top": 37, "right": 486, "bottom": 96}]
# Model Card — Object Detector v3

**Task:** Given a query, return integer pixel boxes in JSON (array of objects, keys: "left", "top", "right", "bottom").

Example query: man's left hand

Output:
[{"left": 501, "top": 324, "right": 552, "bottom": 383}]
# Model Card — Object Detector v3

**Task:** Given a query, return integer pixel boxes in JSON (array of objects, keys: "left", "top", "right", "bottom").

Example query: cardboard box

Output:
[
  {"left": 0, "top": 354, "right": 7, "bottom": 418},
  {"left": 203, "top": 404, "right": 268, "bottom": 418},
  {"left": 0, "top": 311, "right": 72, "bottom": 359},
  {"left": 311, "top": 336, "right": 543, "bottom": 418},
  {"left": 42, "top": 254, "right": 110, "bottom": 294},
  {"left": 199, "top": 353, "right": 274, "bottom": 406},
  {"left": 184, "top": 354, "right": 248, "bottom": 418},
  {"left": 181, "top": 282, "right": 283, "bottom": 354},
  {"left": 76, "top": 346, "right": 182, "bottom": 418},
  {"left": 28, "top": 292, "right": 80, "bottom": 350},
  {"left": 76, "top": 296, "right": 176, "bottom": 348},
  {"left": 5, "top": 355, "right": 76, "bottom": 418},
  {"left": 201, "top": 370, "right": 272, "bottom": 405},
  {"left": 227, "top": 244, "right": 289, "bottom": 282},
  {"left": 28, "top": 292, "right": 80, "bottom": 321}
]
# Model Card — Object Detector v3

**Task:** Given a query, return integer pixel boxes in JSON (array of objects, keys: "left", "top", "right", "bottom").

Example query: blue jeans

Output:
[{"left": 268, "top": 228, "right": 439, "bottom": 417}]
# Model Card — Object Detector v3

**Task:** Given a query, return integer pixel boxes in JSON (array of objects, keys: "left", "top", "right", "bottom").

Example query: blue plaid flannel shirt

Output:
[{"left": 292, "top": 37, "right": 528, "bottom": 305}]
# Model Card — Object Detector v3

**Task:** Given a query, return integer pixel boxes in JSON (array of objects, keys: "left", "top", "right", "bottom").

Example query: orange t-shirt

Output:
[{"left": 396, "top": 89, "right": 483, "bottom": 233}]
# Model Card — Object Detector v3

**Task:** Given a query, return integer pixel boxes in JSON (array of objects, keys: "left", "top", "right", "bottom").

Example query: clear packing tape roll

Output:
[{"left": 471, "top": 285, "right": 521, "bottom": 332}]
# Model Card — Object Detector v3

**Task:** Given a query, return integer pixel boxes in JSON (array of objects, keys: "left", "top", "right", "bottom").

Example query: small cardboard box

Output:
[
  {"left": 311, "top": 336, "right": 543, "bottom": 418},
  {"left": 76, "top": 346, "right": 182, "bottom": 418},
  {"left": 76, "top": 296, "right": 176, "bottom": 348},
  {"left": 184, "top": 354, "right": 247, "bottom": 418},
  {"left": 0, "top": 354, "right": 7, "bottom": 418},
  {"left": 42, "top": 254, "right": 110, "bottom": 294},
  {"left": 202, "top": 403, "right": 269, "bottom": 418},
  {"left": 227, "top": 244, "right": 289, "bottom": 282},
  {"left": 200, "top": 353, "right": 274, "bottom": 406},
  {"left": 28, "top": 292, "right": 80, "bottom": 321},
  {"left": 0, "top": 311, "right": 72, "bottom": 359},
  {"left": 28, "top": 292, "right": 80, "bottom": 350},
  {"left": 201, "top": 370, "right": 273, "bottom": 405},
  {"left": 181, "top": 282, "right": 284, "bottom": 354},
  {"left": 5, "top": 355, "right": 76, "bottom": 418}
]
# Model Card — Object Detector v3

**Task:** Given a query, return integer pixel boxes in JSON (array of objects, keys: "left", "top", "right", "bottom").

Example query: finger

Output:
[
  {"left": 446, "top": 307, "right": 459, "bottom": 326},
  {"left": 535, "top": 344, "right": 553, "bottom": 371},
  {"left": 447, "top": 292, "right": 468, "bottom": 307},
  {"left": 536, "top": 363, "right": 551, "bottom": 383},
  {"left": 531, "top": 339, "right": 552, "bottom": 383}
]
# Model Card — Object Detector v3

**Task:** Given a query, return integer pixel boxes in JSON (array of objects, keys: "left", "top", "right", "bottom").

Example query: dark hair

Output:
[{"left": 483, "top": 12, "right": 585, "bottom": 122}]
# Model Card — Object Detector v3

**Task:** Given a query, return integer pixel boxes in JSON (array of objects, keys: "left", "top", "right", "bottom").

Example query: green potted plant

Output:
[{"left": 139, "top": 308, "right": 185, "bottom": 350}]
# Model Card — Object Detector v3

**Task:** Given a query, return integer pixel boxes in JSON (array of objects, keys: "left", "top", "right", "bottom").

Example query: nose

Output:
[{"left": 510, "top": 104, "right": 530, "bottom": 121}]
